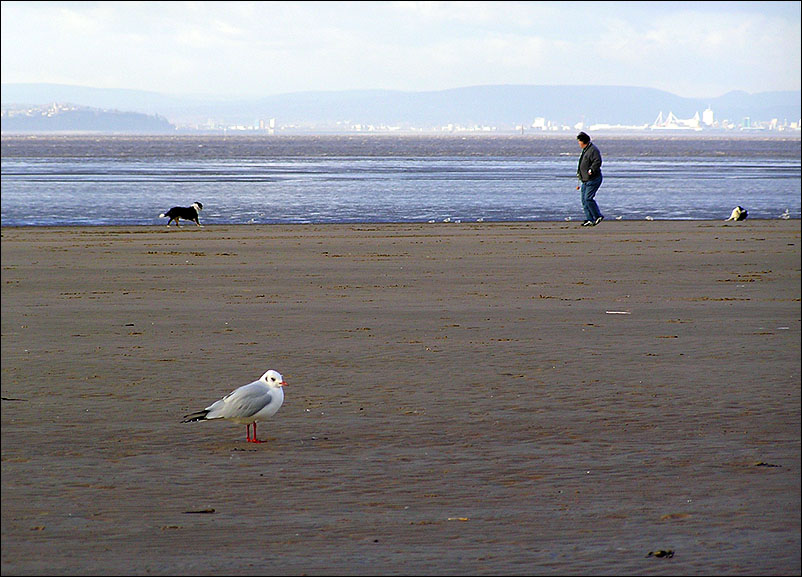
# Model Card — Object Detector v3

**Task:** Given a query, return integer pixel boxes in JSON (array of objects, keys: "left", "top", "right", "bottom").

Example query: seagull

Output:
[{"left": 182, "top": 369, "right": 287, "bottom": 443}]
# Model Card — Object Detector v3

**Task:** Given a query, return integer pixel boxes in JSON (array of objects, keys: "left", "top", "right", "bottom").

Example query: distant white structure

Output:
[
  {"left": 258, "top": 118, "right": 277, "bottom": 133},
  {"left": 702, "top": 107, "right": 714, "bottom": 126},
  {"left": 651, "top": 111, "right": 702, "bottom": 131},
  {"left": 530, "top": 117, "right": 563, "bottom": 131}
]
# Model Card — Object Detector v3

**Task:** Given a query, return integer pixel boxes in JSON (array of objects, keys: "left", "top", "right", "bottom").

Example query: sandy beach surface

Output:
[{"left": 2, "top": 220, "right": 800, "bottom": 576}]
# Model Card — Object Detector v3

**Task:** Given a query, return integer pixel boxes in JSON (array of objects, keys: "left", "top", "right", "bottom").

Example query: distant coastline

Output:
[
  {"left": 0, "top": 104, "right": 174, "bottom": 134},
  {"left": 2, "top": 83, "right": 800, "bottom": 135}
]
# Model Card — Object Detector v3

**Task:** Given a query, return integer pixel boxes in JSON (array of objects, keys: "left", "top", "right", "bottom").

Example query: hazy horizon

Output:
[{"left": 1, "top": 1, "right": 800, "bottom": 101}]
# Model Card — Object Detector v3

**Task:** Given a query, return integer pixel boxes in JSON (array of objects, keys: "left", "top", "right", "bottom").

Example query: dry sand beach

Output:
[{"left": 1, "top": 220, "right": 800, "bottom": 576}]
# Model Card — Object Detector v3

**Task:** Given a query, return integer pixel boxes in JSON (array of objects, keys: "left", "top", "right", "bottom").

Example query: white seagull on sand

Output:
[{"left": 182, "top": 369, "right": 287, "bottom": 443}]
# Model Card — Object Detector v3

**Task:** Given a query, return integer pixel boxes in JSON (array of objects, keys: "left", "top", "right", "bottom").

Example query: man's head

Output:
[{"left": 577, "top": 132, "right": 590, "bottom": 147}]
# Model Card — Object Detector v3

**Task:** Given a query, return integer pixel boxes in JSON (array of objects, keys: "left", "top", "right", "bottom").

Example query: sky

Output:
[{"left": 1, "top": 1, "right": 800, "bottom": 99}]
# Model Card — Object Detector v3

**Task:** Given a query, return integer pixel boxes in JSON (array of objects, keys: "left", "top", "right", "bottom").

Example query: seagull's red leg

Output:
[{"left": 248, "top": 422, "right": 266, "bottom": 443}]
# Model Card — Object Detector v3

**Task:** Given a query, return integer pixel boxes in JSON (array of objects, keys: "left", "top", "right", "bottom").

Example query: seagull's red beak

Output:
[{"left": 279, "top": 380, "right": 288, "bottom": 387}]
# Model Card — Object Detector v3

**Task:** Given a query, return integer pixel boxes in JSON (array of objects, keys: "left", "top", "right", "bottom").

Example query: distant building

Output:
[
  {"left": 651, "top": 111, "right": 702, "bottom": 131},
  {"left": 531, "top": 117, "right": 547, "bottom": 130}
]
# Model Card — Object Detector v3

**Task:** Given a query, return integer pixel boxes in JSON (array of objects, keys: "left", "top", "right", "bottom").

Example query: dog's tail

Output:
[{"left": 159, "top": 213, "right": 166, "bottom": 218}]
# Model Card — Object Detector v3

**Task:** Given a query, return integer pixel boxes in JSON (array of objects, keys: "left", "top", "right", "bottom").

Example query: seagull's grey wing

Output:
[{"left": 206, "top": 382, "right": 273, "bottom": 420}]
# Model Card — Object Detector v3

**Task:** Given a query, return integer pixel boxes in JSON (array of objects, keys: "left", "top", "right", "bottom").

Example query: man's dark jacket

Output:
[{"left": 577, "top": 143, "right": 603, "bottom": 182}]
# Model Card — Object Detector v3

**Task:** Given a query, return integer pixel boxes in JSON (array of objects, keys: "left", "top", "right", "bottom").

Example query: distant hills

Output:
[
  {"left": 1, "top": 103, "right": 174, "bottom": 133},
  {"left": 1, "top": 83, "right": 800, "bottom": 133}
]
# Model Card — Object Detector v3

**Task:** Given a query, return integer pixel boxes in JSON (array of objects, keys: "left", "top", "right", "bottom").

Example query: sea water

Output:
[{"left": 1, "top": 134, "right": 799, "bottom": 226}]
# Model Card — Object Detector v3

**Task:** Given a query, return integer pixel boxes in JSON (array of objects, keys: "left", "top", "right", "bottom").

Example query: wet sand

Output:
[{"left": 1, "top": 220, "right": 800, "bottom": 575}]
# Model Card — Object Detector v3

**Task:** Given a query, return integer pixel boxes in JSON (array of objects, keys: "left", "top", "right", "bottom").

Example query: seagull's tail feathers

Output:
[{"left": 182, "top": 409, "right": 210, "bottom": 423}]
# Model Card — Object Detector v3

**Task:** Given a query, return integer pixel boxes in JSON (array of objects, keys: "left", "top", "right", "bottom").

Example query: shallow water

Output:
[{"left": 2, "top": 134, "right": 799, "bottom": 225}]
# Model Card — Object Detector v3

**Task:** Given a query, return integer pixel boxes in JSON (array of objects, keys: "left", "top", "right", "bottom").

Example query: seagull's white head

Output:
[{"left": 260, "top": 369, "right": 287, "bottom": 388}]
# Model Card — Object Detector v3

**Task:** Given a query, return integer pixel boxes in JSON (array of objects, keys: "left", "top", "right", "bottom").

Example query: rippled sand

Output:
[{"left": 2, "top": 220, "right": 799, "bottom": 575}]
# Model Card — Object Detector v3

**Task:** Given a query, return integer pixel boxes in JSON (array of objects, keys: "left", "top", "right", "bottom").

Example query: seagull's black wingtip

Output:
[{"left": 181, "top": 410, "right": 209, "bottom": 423}]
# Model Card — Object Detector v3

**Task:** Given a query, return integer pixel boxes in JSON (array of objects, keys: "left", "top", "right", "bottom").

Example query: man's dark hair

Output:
[{"left": 577, "top": 132, "right": 590, "bottom": 144}]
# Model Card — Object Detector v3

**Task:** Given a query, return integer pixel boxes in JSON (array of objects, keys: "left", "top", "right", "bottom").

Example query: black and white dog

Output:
[
  {"left": 159, "top": 202, "right": 203, "bottom": 227},
  {"left": 725, "top": 206, "right": 748, "bottom": 222}
]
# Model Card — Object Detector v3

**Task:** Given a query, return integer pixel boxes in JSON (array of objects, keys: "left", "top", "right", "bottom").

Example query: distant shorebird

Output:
[{"left": 182, "top": 370, "right": 287, "bottom": 443}]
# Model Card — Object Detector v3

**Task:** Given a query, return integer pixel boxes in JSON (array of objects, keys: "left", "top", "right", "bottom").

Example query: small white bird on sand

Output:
[{"left": 182, "top": 370, "right": 287, "bottom": 443}]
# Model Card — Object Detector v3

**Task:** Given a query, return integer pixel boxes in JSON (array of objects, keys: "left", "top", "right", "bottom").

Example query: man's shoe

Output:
[
  {"left": 594, "top": 215, "right": 604, "bottom": 225},
  {"left": 582, "top": 220, "right": 594, "bottom": 226}
]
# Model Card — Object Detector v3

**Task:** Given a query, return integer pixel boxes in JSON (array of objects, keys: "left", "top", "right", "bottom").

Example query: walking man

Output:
[{"left": 576, "top": 131, "right": 604, "bottom": 226}]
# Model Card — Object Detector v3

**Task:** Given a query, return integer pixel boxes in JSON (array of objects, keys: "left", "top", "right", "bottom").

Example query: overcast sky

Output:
[{"left": 1, "top": 1, "right": 799, "bottom": 99}]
